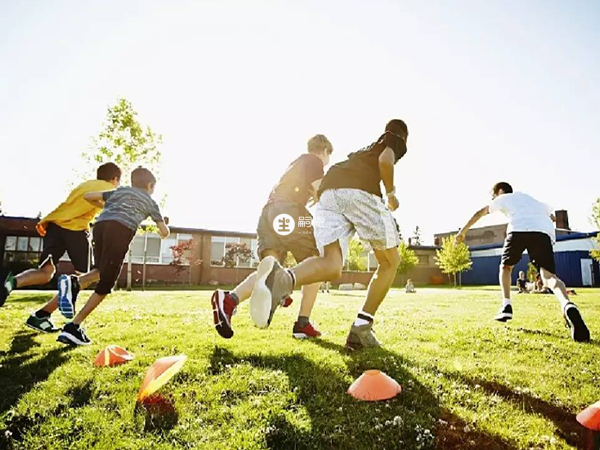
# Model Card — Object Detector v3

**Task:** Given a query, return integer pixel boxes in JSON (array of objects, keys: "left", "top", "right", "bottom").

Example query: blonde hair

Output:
[{"left": 307, "top": 134, "right": 332, "bottom": 155}]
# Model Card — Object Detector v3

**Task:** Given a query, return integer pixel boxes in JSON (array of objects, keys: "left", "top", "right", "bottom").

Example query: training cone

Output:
[
  {"left": 93, "top": 345, "right": 134, "bottom": 367},
  {"left": 347, "top": 370, "right": 402, "bottom": 401},
  {"left": 137, "top": 355, "right": 187, "bottom": 404},
  {"left": 577, "top": 401, "right": 600, "bottom": 431}
]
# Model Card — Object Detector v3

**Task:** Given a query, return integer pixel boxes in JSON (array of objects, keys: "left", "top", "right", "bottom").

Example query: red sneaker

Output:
[
  {"left": 211, "top": 290, "right": 237, "bottom": 339},
  {"left": 292, "top": 321, "right": 322, "bottom": 339}
]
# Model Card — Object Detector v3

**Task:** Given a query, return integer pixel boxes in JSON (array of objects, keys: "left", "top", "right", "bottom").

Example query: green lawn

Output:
[{"left": 1, "top": 288, "right": 599, "bottom": 450}]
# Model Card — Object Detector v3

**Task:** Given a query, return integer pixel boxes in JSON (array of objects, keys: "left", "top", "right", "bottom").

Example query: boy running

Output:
[
  {"left": 211, "top": 135, "right": 333, "bottom": 339},
  {"left": 0, "top": 163, "right": 121, "bottom": 333},
  {"left": 455, "top": 182, "right": 590, "bottom": 342},
  {"left": 56, "top": 167, "right": 169, "bottom": 346},
  {"left": 244, "top": 119, "right": 408, "bottom": 350}
]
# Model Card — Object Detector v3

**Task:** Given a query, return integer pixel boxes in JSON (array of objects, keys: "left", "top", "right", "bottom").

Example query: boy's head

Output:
[
  {"left": 97, "top": 162, "right": 121, "bottom": 187},
  {"left": 491, "top": 182, "right": 513, "bottom": 199},
  {"left": 519, "top": 271, "right": 525, "bottom": 278},
  {"left": 131, "top": 166, "right": 157, "bottom": 194},
  {"left": 307, "top": 134, "right": 333, "bottom": 166},
  {"left": 385, "top": 119, "right": 409, "bottom": 142}
]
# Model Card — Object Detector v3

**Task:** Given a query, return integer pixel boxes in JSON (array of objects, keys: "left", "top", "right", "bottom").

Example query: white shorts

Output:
[{"left": 313, "top": 188, "right": 400, "bottom": 258}]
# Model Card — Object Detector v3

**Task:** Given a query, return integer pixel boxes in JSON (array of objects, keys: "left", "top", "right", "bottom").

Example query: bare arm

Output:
[
  {"left": 157, "top": 221, "right": 170, "bottom": 238},
  {"left": 378, "top": 147, "right": 398, "bottom": 211},
  {"left": 83, "top": 191, "right": 105, "bottom": 209},
  {"left": 550, "top": 213, "right": 556, "bottom": 222},
  {"left": 455, "top": 206, "right": 490, "bottom": 244},
  {"left": 307, "top": 179, "right": 322, "bottom": 207}
]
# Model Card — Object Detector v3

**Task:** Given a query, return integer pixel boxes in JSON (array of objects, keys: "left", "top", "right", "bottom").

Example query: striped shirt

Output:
[{"left": 96, "top": 187, "right": 163, "bottom": 231}]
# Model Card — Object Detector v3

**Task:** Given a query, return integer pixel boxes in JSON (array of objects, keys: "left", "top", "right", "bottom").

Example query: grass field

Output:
[{"left": 1, "top": 287, "right": 599, "bottom": 450}]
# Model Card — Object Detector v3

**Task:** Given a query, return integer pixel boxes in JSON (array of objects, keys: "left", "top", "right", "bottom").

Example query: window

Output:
[
  {"left": 129, "top": 233, "right": 196, "bottom": 265},
  {"left": 418, "top": 255, "right": 429, "bottom": 266},
  {"left": 211, "top": 235, "right": 258, "bottom": 267},
  {"left": 3, "top": 235, "right": 43, "bottom": 265}
]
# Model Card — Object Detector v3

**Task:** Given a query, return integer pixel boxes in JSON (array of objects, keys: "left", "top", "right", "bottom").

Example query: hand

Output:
[
  {"left": 387, "top": 194, "right": 399, "bottom": 211},
  {"left": 454, "top": 233, "right": 465, "bottom": 245}
]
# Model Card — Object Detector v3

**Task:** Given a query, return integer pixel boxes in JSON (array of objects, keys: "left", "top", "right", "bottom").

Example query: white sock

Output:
[
  {"left": 556, "top": 294, "right": 570, "bottom": 310},
  {"left": 502, "top": 298, "right": 512, "bottom": 307},
  {"left": 354, "top": 311, "right": 374, "bottom": 327}
]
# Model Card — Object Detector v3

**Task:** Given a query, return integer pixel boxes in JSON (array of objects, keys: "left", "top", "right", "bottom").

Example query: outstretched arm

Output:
[
  {"left": 455, "top": 206, "right": 489, "bottom": 244},
  {"left": 379, "top": 147, "right": 398, "bottom": 211},
  {"left": 83, "top": 191, "right": 105, "bottom": 209},
  {"left": 157, "top": 221, "right": 170, "bottom": 238}
]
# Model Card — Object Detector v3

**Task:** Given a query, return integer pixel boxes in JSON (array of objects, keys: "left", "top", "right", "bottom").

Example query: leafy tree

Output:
[
  {"left": 222, "top": 243, "right": 252, "bottom": 268},
  {"left": 435, "top": 235, "right": 472, "bottom": 287},
  {"left": 411, "top": 226, "right": 422, "bottom": 246},
  {"left": 347, "top": 239, "right": 367, "bottom": 271},
  {"left": 397, "top": 242, "right": 418, "bottom": 276},
  {"left": 527, "top": 262, "right": 538, "bottom": 282},
  {"left": 592, "top": 199, "right": 600, "bottom": 262},
  {"left": 82, "top": 98, "right": 164, "bottom": 290},
  {"left": 170, "top": 239, "right": 201, "bottom": 284},
  {"left": 283, "top": 252, "right": 297, "bottom": 268}
]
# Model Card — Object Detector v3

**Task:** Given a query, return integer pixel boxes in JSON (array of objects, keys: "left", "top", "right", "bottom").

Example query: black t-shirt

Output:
[
  {"left": 268, "top": 154, "right": 324, "bottom": 206},
  {"left": 318, "top": 131, "right": 407, "bottom": 198}
]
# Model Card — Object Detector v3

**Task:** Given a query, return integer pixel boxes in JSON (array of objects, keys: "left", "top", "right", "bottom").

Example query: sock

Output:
[
  {"left": 35, "top": 309, "right": 51, "bottom": 318},
  {"left": 297, "top": 315, "right": 310, "bottom": 327},
  {"left": 287, "top": 270, "right": 296, "bottom": 289},
  {"left": 229, "top": 292, "right": 240, "bottom": 305},
  {"left": 354, "top": 311, "right": 374, "bottom": 327},
  {"left": 502, "top": 298, "right": 512, "bottom": 307}
]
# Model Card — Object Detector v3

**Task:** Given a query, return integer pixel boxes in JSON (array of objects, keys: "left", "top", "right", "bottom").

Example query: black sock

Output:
[
  {"left": 297, "top": 316, "right": 310, "bottom": 327},
  {"left": 229, "top": 292, "right": 240, "bottom": 305},
  {"left": 35, "top": 309, "right": 51, "bottom": 318}
]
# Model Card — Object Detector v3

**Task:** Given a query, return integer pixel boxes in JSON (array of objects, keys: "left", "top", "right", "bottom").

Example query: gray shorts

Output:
[
  {"left": 313, "top": 188, "right": 400, "bottom": 257},
  {"left": 256, "top": 201, "right": 319, "bottom": 263}
]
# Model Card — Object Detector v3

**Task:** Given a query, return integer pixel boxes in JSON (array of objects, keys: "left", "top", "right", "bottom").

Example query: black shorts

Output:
[
  {"left": 39, "top": 223, "right": 90, "bottom": 273},
  {"left": 93, "top": 220, "right": 136, "bottom": 295},
  {"left": 256, "top": 201, "right": 319, "bottom": 263},
  {"left": 501, "top": 232, "right": 556, "bottom": 273}
]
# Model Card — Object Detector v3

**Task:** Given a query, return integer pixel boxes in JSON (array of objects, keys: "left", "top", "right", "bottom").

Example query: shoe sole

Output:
[
  {"left": 57, "top": 332, "right": 91, "bottom": 346},
  {"left": 495, "top": 313, "right": 513, "bottom": 322},
  {"left": 25, "top": 322, "right": 59, "bottom": 334},
  {"left": 211, "top": 291, "right": 234, "bottom": 339},
  {"left": 57, "top": 275, "right": 74, "bottom": 319},
  {"left": 292, "top": 332, "right": 321, "bottom": 339},
  {"left": 565, "top": 305, "right": 590, "bottom": 343},
  {"left": 250, "top": 256, "right": 276, "bottom": 329}
]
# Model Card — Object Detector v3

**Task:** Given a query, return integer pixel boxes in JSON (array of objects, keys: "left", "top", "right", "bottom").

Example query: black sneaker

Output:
[
  {"left": 1, "top": 271, "right": 15, "bottom": 307},
  {"left": 57, "top": 322, "right": 92, "bottom": 346},
  {"left": 563, "top": 302, "right": 590, "bottom": 343},
  {"left": 25, "top": 313, "right": 59, "bottom": 333},
  {"left": 57, "top": 275, "right": 80, "bottom": 319},
  {"left": 494, "top": 304, "right": 513, "bottom": 322}
]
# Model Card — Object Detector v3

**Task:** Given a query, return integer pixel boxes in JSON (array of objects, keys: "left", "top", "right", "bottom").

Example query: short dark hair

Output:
[
  {"left": 385, "top": 119, "right": 408, "bottom": 138},
  {"left": 96, "top": 162, "right": 121, "bottom": 182},
  {"left": 131, "top": 166, "right": 157, "bottom": 189},
  {"left": 492, "top": 182, "right": 513, "bottom": 195}
]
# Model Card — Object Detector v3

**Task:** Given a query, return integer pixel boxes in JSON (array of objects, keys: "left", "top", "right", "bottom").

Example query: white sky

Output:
[{"left": 1, "top": 0, "right": 599, "bottom": 243}]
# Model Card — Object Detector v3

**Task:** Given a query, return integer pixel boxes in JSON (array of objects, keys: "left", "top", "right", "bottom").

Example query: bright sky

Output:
[{"left": 1, "top": 0, "right": 599, "bottom": 243}]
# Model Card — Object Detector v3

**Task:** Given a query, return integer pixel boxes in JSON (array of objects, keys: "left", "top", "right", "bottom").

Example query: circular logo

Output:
[{"left": 273, "top": 214, "right": 295, "bottom": 236}]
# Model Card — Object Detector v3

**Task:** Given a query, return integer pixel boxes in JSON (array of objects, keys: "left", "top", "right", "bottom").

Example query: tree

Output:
[
  {"left": 283, "top": 252, "right": 297, "bottom": 268},
  {"left": 170, "top": 239, "right": 201, "bottom": 285},
  {"left": 397, "top": 242, "right": 418, "bottom": 282},
  {"left": 82, "top": 98, "right": 163, "bottom": 290},
  {"left": 411, "top": 226, "right": 422, "bottom": 246},
  {"left": 591, "top": 199, "right": 600, "bottom": 262},
  {"left": 222, "top": 243, "right": 252, "bottom": 268},
  {"left": 527, "top": 262, "right": 538, "bottom": 282},
  {"left": 347, "top": 239, "right": 367, "bottom": 271},
  {"left": 435, "top": 235, "right": 472, "bottom": 287}
]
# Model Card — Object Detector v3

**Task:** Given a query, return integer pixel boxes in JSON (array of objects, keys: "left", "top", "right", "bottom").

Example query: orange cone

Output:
[
  {"left": 347, "top": 370, "right": 402, "bottom": 401},
  {"left": 93, "top": 345, "right": 134, "bottom": 367},
  {"left": 577, "top": 401, "right": 600, "bottom": 431},
  {"left": 137, "top": 355, "right": 187, "bottom": 404}
]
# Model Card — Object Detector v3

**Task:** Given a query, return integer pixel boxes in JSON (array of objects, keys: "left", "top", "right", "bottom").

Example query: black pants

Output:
[
  {"left": 40, "top": 223, "right": 90, "bottom": 273},
  {"left": 93, "top": 221, "right": 135, "bottom": 295},
  {"left": 501, "top": 232, "right": 556, "bottom": 273}
]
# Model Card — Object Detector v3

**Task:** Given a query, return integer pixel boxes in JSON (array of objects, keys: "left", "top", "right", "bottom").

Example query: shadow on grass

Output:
[
  {"left": 443, "top": 371, "right": 586, "bottom": 449},
  {"left": 0, "top": 330, "right": 72, "bottom": 416},
  {"left": 2, "top": 293, "right": 55, "bottom": 305},
  {"left": 209, "top": 340, "right": 519, "bottom": 450}
]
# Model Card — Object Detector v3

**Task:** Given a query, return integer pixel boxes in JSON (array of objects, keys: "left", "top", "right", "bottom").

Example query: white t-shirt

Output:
[{"left": 488, "top": 192, "right": 555, "bottom": 242}]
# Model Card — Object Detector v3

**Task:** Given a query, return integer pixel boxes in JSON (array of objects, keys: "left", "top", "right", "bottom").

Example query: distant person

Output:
[
  {"left": 516, "top": 271, "right": 528, "bottom": 293},
  {"left": 405, "top": 279, "right": 416, "bottom": 293},
  {"left": 320, "top": 281, "right": 331, "bottom": 293},
  {"left": 455, "top": 182, "right": 590, "bottom": 342},
  {"left": 56, "top": 167, "right": 169, "bottom": 346},
  {"left": 0, "top": 163, "right": 121, "bottom": 333},
  {"left": 533, "top": 273, "right": 553, "bottom": 294},
  {"left": 211, "top": 135, "right": 333, "bottom": 340},
  {"left": 247, "top": 119, "right": 408, "bottom": 350}
]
